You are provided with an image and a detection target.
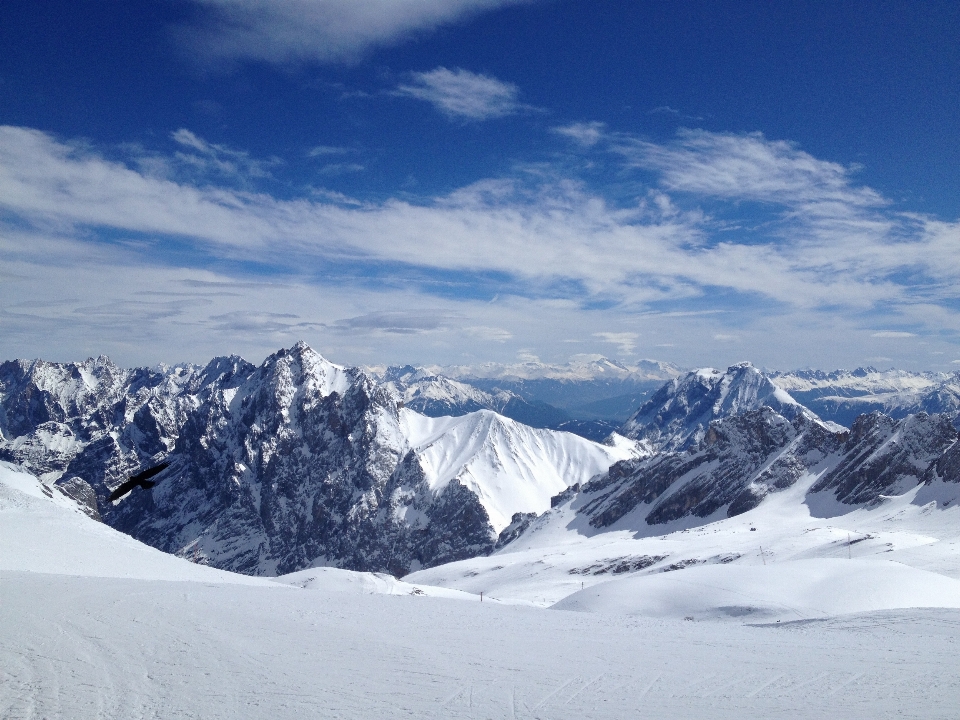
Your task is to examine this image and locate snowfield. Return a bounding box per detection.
[5,461,960,718]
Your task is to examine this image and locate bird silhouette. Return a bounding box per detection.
[108,462,170,502]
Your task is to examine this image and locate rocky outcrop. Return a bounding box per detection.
[810,412,958,504]
[583,408,844,529]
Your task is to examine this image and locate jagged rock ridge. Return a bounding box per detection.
[1,343,631,576]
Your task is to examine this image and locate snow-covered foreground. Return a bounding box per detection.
[5,463,960,718]
[7,571,960,720]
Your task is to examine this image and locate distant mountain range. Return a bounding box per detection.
[369,357,682,441]
[3,344,959,580]
[770,367,960,427]
[373,360,960,440]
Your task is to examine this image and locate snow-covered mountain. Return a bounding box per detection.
[1,343,634,576]
[771,367,960,428]
[585,409,957,534]
[619,362,838,452]
[408,407,960,610]
[399,409,639,532]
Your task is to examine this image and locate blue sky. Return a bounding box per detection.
[1,0,958,370]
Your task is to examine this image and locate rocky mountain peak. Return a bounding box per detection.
[620,362,820,452]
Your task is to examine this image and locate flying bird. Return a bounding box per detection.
[108,462,170,502]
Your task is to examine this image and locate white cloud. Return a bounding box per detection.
[396,68,522,120]
[593,332,638,355]
[553,122,605,147]
[871,331,917,338]
[179,0,531,65]
[619,129,885,209]
[2,124,960,369]
[465,326,513,342]
[171,128,279,180]
[4,125,958,315]
[307,145,355,158]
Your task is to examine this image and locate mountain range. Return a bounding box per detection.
[0,343,634,575]
[3,343,959,582]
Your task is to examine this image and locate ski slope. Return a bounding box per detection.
[4,462,960,719]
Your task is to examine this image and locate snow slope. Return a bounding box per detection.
[0,461,271,584]
[400,408,639,531]
[407,467,960,610]
[553,558,960,621]
[5,461,960,719]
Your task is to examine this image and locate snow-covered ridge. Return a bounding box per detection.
[400,408,638,531]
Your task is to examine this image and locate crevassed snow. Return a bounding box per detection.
[399,408,636,531]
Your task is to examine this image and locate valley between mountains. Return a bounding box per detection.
[4,343,960,718]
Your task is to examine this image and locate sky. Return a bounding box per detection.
[1,0,959,371]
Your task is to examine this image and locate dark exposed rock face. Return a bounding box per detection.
[923,436,960,484]
[0,344,498,576]
[620,362,826,452]
[583,408,844,529]
[106,344,499,575]
[810,412,958,505]
[53,476,101,521]
[494,511,540,550]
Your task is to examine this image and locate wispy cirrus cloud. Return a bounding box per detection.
[396,67,524,120]
[178,0,533,66]
[3,124,957,309]
[594,332,639,355]
[171,128,280,180]
[617,129,885,209]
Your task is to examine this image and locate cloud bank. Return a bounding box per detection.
[2,124,958,368]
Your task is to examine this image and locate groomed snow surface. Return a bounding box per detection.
[3,461,960,718]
